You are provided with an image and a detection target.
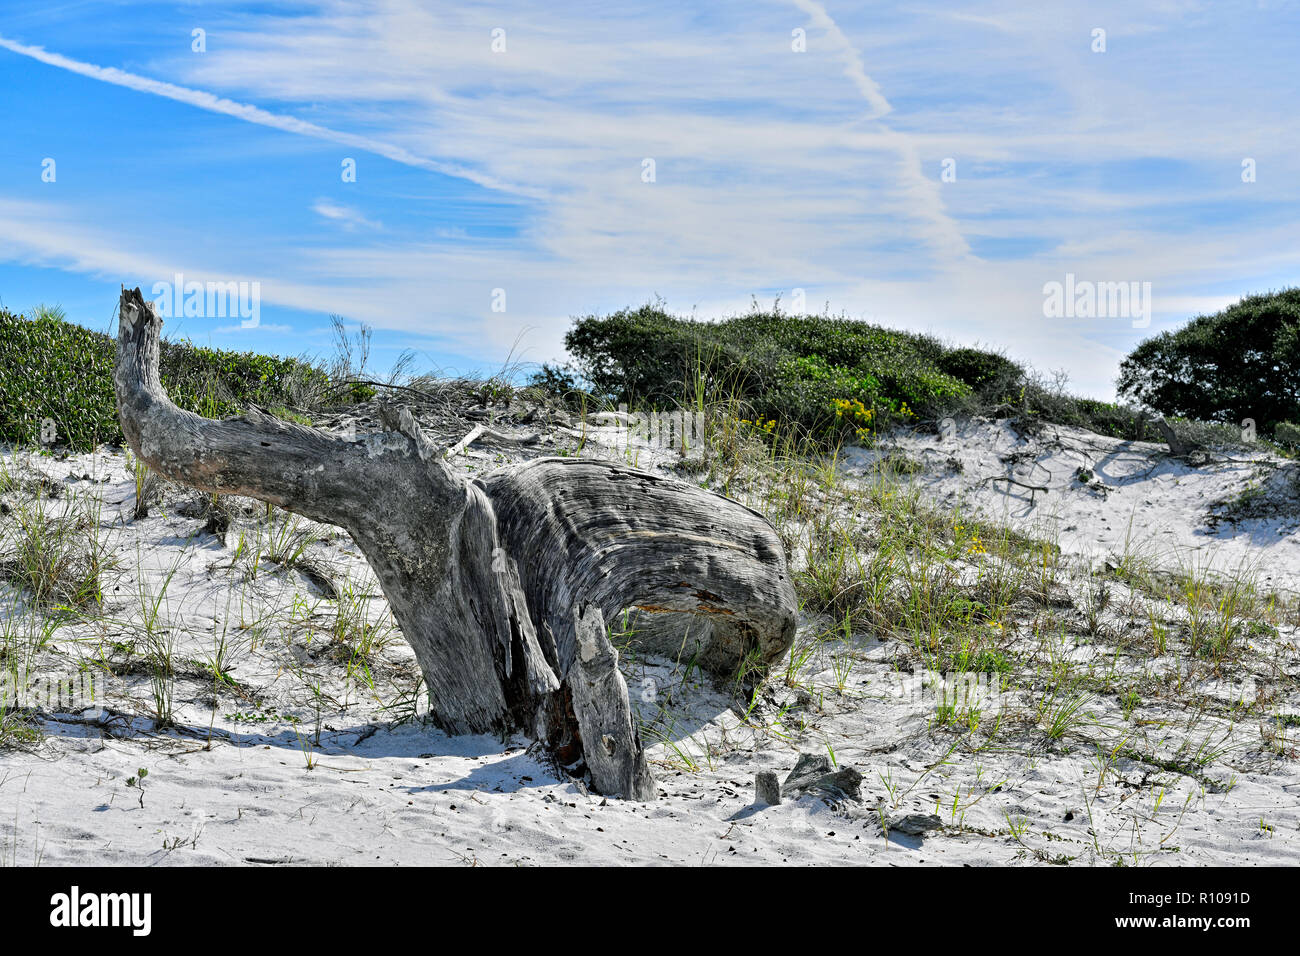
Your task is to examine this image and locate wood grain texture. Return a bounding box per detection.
[480,458,797,681]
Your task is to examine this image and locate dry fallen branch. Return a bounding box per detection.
[444,424,542,458]
[981,474,1050,504]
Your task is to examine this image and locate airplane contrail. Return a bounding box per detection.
[0,33,536,198]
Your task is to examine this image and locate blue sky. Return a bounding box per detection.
[1,1,1298,397]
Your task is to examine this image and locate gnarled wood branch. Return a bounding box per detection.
[114,287,796,798]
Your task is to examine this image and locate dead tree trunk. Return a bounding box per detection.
[113,287,796,799]
[1152,416,1196,459]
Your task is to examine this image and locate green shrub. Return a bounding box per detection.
[1013,392,1147,441]
[0,307,329,451]
[1117,288,1300,432]
[554,305,1191,443]
[343,382,377,404]
[560,306,987,437]
[1069,399,1146,439]
[1274,421,1300,448]
[936,347,1025,399]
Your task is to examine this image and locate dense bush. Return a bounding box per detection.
[936,347,1025,402]
[1010,391,1148,441]
[1275,421,1300,449]
[1117,288,1300,436]
[551,306,1024,437]
[541,305,1187,443]
[0,307,329,451]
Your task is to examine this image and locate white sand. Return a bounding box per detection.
[2,417,1297,866]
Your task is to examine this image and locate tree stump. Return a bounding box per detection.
[113,287,797,798]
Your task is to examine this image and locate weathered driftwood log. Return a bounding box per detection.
[113,287,796,799]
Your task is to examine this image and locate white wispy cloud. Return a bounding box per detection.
[311,199,382,231]
[1,1,1297,397]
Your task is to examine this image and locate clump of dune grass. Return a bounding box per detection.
[0,620,41,750]
[0,488,113,609]
[326,580,397,667]
[127,452,162,521]
[261,512,321,570]
[0,702,40,750]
